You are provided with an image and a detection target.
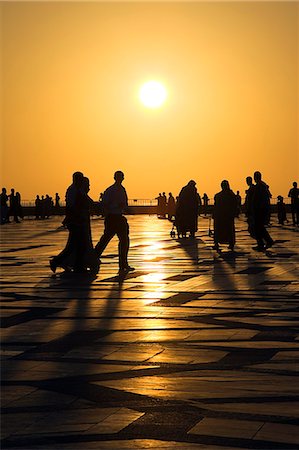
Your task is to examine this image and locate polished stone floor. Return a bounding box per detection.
[1,215,299,450]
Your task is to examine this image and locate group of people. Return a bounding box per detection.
[172,173,298,252]
[0,188,23,224]
[156,191,211,221]
[46,170,298,273]
[35,193,60,220]
[50,171,134,274]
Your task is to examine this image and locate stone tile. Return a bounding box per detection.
[85,408,144,434]
[188,418,264,439]
[254,422,299,445]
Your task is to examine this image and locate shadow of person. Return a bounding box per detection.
[176,236,200,268]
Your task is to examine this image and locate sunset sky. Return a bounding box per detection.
[1,1,298,200]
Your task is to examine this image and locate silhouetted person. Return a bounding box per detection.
[213,180,237,251]
[155,193,163,217]
[35,195,41,220]
[51,176,98,273]
[0,188,9,224]
[55,193,60,213]
[50,171,86,273]
[9,189,20,223]
[244,176,255,238]
[161,192,167,218]
[202,193,209,216]
[40,195,46,219]
[277,196,287,225]
[235,190,242,217]
[15,192,23,220]
[167,193,176,221]
[95,171,134,273]
[44,194,52,218]
[288,182,299,226]
[252,171,273,251]
[175,180,199,238]
[98,192,104,216]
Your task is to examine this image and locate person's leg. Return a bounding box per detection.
[253,216,265,249]
[95,216,115,257]
[291,205,296,225]
[117,216,130,270]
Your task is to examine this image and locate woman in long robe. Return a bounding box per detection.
[213,180,237,251]
[175,180,200,238]
[50,177,99,274]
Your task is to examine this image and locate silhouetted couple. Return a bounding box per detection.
[50,170,134,274]
[245,171,274,251]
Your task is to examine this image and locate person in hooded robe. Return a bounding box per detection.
[175,180,199,238]
[213,180,238,251]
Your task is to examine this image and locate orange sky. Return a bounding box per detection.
[1,1,298,200]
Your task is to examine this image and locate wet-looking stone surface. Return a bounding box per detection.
[1,215,299,449]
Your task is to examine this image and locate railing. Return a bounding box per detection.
[20,197,292,207]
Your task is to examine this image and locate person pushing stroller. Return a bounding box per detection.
[174,180,201,238]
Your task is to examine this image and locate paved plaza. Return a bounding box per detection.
[1,215,299,450]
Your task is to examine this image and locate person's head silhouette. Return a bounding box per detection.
[72,171,84,187]
[246,176,253,186]
[221,180,230,191]
[82,177,90,193]
[254,171,262,183]
[114,171,124,184]
[293,182,297,188]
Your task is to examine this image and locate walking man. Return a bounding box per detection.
[95,171,134,273]
[252,171,274,251]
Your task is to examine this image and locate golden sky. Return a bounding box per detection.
[1,1,298,200]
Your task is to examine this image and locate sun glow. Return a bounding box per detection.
[139,80,167,108]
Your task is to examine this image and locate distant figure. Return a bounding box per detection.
[155,193,163,217]
[98,192,104,216]
[55,193,60,212]
[252,171,274,251]
[235,190,242,217]
[50,171,86,273]
[9,189,20,223]
[95,171,134,273]
[213,180,237,251]
[244,176,255,238]
[15,192,23,220]
[167,193,176,221]
[35,195,41,220]
[202,193,209,216]
[44,195,53,218]
[175,180,200,238]
[288,182,299,226]
[277,196,287,225]
[161,192,167,218]
[40,195,46,219]
[0,188,9,224]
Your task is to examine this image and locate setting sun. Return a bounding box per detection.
[139,80,167,109]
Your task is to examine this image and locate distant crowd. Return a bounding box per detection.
[0,190,61,224]
[1,179,298,237]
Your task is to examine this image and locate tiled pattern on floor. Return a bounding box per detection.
[1,215,299,449]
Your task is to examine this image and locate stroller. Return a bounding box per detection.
[170,217,195,239]
[170,216,214,239]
